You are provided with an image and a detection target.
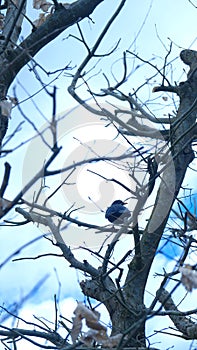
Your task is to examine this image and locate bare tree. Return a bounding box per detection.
[0,1,197,349]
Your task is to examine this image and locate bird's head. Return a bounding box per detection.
[111,200,127,206]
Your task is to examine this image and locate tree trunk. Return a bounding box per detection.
[80,50,197,348]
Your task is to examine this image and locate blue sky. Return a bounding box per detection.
[1,0,197,349]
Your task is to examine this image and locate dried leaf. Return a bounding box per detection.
[74,302,99,322]
[0,198,12,210]
[71,303,102,344]
[0,100,12,117]
[71,303,123,347]
[70,314,82,344]
[180,265,197,292]
[81,329,107,346]
[102,333,122,348]
[86,319,106,331]
[80,333,94,347]
[0,198,12,215]
[90,329,108,341]
[40,1,52,12]
[8,96,18,105]
[33,0,42,9]
[81,329,122,348]
[33,13,45,27]
[33,13,51,27]
[33,0,52,12]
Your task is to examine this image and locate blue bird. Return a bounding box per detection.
[105,200,131,224]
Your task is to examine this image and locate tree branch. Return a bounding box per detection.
[15,208,100,278]
[4,0,105,86]
[157,287,197,339]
